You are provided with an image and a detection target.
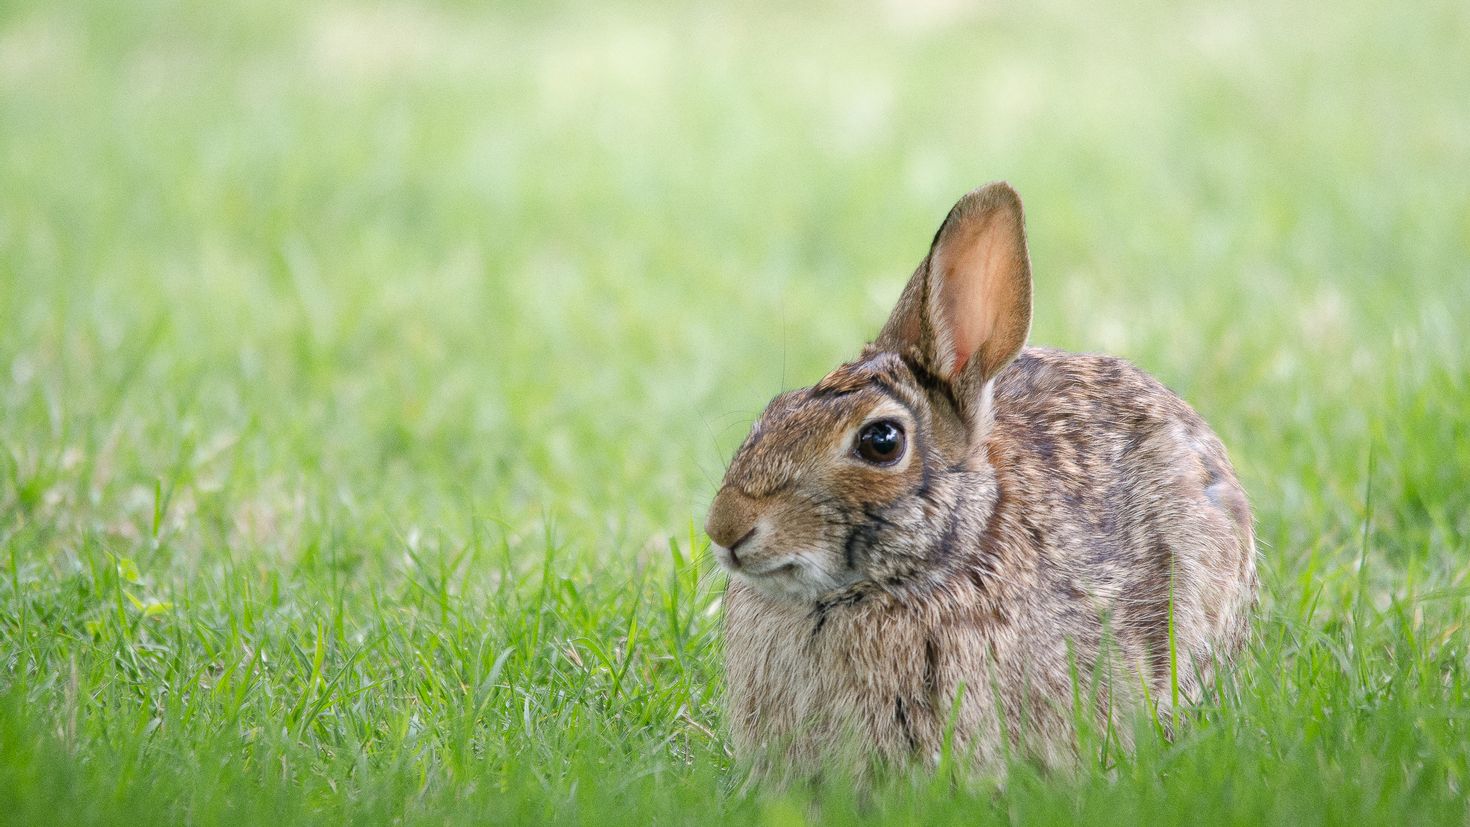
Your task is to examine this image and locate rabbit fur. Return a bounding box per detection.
[705,182,1257,781]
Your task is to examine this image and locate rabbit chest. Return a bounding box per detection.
[722,575,1089,772]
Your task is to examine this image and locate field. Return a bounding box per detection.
[2,0,1468,823]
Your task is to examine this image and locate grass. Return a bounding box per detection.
[1,0,1468,823]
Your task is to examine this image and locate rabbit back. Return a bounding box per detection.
[987,346,1256,702]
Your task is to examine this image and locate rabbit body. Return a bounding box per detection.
[707,183,1257,779]
[721,347,1255,776]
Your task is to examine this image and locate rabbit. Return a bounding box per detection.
[704,182,1257,782]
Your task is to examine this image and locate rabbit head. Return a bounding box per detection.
[706,182,1032,602]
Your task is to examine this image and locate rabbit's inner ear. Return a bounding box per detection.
[875,182,1033,390]
[926,183,1033,384]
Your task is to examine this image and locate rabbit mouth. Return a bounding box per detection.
[743,560,801,578]
[725,548,860,602]
[720,551,798,579]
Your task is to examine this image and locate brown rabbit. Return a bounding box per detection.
[705,182,1257,781]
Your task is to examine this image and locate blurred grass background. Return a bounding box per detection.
[1,0,1468,823]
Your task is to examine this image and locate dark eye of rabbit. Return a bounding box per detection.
[855,420,905,465]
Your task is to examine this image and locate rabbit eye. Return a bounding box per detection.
[856,420,906,465]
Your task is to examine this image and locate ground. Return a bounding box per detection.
[1,0,1468,823]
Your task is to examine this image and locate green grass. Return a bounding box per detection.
[2,0,1468,823]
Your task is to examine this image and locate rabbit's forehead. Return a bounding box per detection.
[747,387,884,453]
[725,357,922,494]
[760,385,900,435]
[761,354,919,439]
[811,351,913,395]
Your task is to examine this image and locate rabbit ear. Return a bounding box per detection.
[877,182,1032,390]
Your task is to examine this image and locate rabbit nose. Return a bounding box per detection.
[706,488,760,563]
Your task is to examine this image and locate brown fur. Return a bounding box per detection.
[707,183,1258,782]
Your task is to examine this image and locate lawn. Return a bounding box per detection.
[1,0,1468,823]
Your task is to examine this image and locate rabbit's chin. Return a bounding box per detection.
[726,550,862,603]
